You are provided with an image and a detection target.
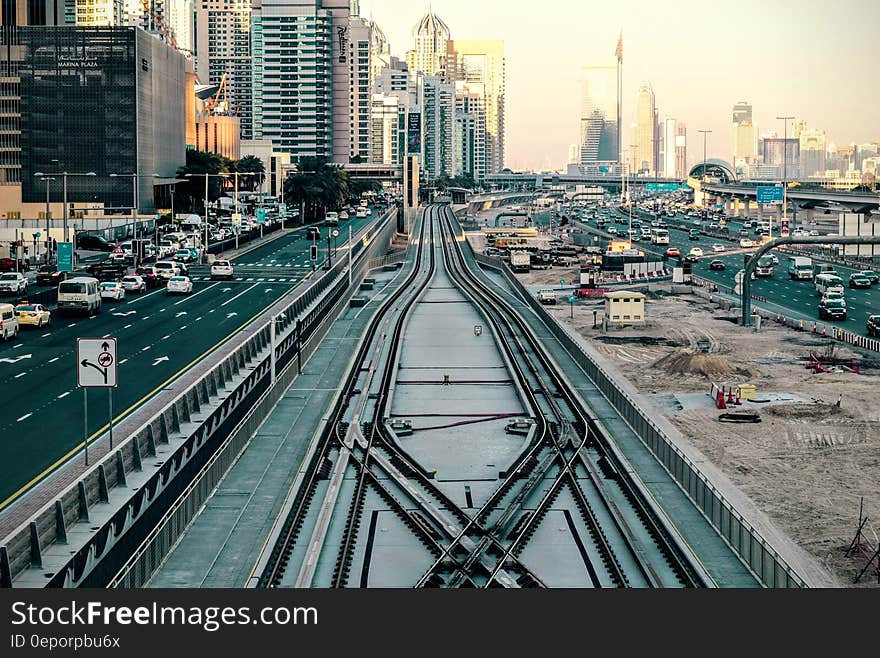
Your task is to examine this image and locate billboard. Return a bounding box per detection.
[756,186,784,205]
[407,112,421,155]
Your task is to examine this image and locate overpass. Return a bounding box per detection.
[343,163,403,182]
[486,172,685,192]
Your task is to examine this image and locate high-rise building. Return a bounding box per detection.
[446,39,504,174]
[369,21,391,90]
[579,65,618,168]
[370,93,406,166]
[761,137,799,179]
[855,143,878,170]
[799,128,826,178]
[420,74,456,179]
[732,101,752,125]
[194,0,252,138]
[454,83,487,182]
[250,0,352,162]
[732,101,756,173]
[675,122,687,179]
[405,9,449,78]
[75,0,123,25]
[634,81,656,174]
[123,0,193,54]
[661,118,676,178]
[348,15,373,161]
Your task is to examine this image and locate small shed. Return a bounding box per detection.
[603,290,646,325]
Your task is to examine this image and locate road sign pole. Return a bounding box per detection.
[348,225,353,287]
[83,388,89,466]
[108,388,113,450]
[270,316,276,385]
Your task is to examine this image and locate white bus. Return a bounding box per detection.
[651,228,670,245]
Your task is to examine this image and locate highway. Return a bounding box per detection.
[575,208,879,336]
[0,215,376,507]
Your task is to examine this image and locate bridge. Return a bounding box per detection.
[486,171,685,192]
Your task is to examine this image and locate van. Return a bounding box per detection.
[0,303,18,340]
[815,273,844,297]
[57,276,101,314]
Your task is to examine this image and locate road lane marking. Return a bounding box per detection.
[173,281,221,305]
[119,359,128,364]
[57,392,70,399]
[141,346,151,351]
[48,357,59,363]
[123,324,132,329]
[221,282,259,307]
[17,413,32,422]
[14,372,25,378]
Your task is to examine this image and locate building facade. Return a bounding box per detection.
[675,122,687,179]
[405,9,448,78]
[579,65,618,169]
[761,137,800,179]
[420,73,455,180]
[799,127,826,178]
[634,81,656,174]
[661,117,676,179]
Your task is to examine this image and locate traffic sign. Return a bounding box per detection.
[257,209,267,223]
[332,229,340,237]
[57,242,73,272]
[309,245,318,261]
[77,338,118,388]
[756,186,783,205]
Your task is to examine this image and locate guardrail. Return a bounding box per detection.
[471,250,807,588]
[0,211,397,588]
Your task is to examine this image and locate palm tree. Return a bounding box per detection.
[235,155,266,191]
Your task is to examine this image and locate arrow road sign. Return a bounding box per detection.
[77,338,117,388]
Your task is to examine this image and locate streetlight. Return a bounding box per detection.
[220,171,259,250]
[35,170,95,245]
[185,172,219,264]
[777,115,795,238]
[698,129,712,211]
[35,175,55,263]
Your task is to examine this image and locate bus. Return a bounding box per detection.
[651,228,670,245]
[325,211,339,226]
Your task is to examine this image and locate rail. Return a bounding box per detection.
[470,252,807,588]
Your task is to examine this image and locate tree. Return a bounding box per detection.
[234,155,266,191]
[175,149,231,213]
[283,157,352,223]
[350,178,382,198]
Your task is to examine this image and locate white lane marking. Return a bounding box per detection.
[119,359,128,364]
[123,324,132,329]
[173,281,221,306]
[48,357,59,363]
[126,288,164,305]
[69,323,77,327]
[195,316,202,322]
[43,333,51,337]
[14,372,26,379]
[220,282,259,307]
[159,308,166,313]
[57,392,70,399]
[17,413,32,422]
[162,335,170,340]
[13,344,22,349]
[141,346,151,352]
[180,325,188,330]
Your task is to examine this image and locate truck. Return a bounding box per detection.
[510,250,531,273]
[755,255,775,277]
[537,289,557,305]
[788,256,813,280]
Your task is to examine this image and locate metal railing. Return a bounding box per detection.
[472,251,807,588]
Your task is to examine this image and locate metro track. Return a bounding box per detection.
[254,204,713,588]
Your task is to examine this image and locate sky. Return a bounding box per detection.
[359,0,880,172]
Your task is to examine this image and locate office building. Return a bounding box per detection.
[799,128,826,178]
[762,137,800,179]
[122,0,193,55]
[250,0,352,162]
[732,101,752,125]
[579,65,618,168]
[189,74,241,160]
[634,81,656,174]
[661,118,676,179]
[454,84,487,182]
[732,100,756,173]
[76,0,123,25]
[675,122,687,179]
[194,0,253,138]
[14,26,185,213]
[405,9,449,78]
[370,93,404,165]
[446,39,505,173]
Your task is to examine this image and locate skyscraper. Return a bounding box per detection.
[121,0,193,53]
[446,40,505,174]
[419,74,456,179]
[661,118,676,178]
[405,9,449,78]
[675,122,687,179]
[732,101,756,172]
[732,101,752,125]
[799,127,826,177]
[579,65,618,168]
[634,81,656,174]
[76,0,123,25]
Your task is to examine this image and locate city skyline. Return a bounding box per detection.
[361,0,880,172]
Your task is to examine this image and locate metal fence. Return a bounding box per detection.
[0,211,397,588]
[473,251,807,588]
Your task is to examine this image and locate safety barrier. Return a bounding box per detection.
[473,250,807,587]
[0,211,397,588]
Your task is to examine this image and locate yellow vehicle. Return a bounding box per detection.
[14,302,50,328]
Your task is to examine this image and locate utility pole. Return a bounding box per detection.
[777,115,795,239]
[698,129,712,210]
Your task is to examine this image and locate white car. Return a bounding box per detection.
[210,259,234,280]
[339,211,349,221]
[153,261,181,280]
[688,247,704,258]
[711,243,726,253]
[99,281,125,301]
[739,238,754,248]
[120,275,146,293]
[0,272,27,295]
[166,276,193,295]
[809,230,820,236]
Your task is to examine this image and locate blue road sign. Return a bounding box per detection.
[756,186,783,204]
[57,242,73,272]
[257,209,267,223]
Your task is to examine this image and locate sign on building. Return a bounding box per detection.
[407,113,422,155]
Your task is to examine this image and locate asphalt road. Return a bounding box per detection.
[0,215,376,507]
[576,208,879,335]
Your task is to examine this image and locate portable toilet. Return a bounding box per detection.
[603,290,646,325]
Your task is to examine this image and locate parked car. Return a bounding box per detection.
[14,302,50,328]
[848,273,872,289]
[166,275,193,295]
[120,275,147,293]
[99,281,125,301]
[709,260,726,271]
[0,272,28,295]
[537,289,557,305]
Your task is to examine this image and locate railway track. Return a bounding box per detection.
[253,204,714,588]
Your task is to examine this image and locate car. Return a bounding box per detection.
[134,266,163,289]
[339,211,349,221]
[867,314,880,337]
[174,248,193,263]
[99,281,125,301]
[711,243,726,253]
[688,229,700,240]
[688,247,704,258]
[857,270,879,285]
[171,259,190,277]
[35,265,67,286]
[770,255,779,265]
[809,230,820,236]
[822,290,845,304]
[537,289,557,305]
[818,297,847,320]
[166,275,193,295]
[153,261,180,280]
[211,259,234,280]
[84,259,127,281]
[120,275,146,293]
[665,247,680,258]
[0,272,27,295]
[739,238,754,248]
[684,254,699,263]
[848,273,871,289]
[709,260,726,271]
[606,226,618,235]
[14,302,50,328]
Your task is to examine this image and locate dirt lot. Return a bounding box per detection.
[540,288,880,587]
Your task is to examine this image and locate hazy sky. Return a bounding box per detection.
[360,0,880,172]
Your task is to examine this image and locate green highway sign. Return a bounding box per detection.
[57,242,73,272]
[646,183,680,192]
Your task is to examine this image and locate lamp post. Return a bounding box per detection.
[776,115,795,239]
[698,129,712,210]
[184,173,214,264]
[36,171,96,244]
[36,176,55,263]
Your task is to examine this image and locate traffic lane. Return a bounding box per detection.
[0,279,300,503]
